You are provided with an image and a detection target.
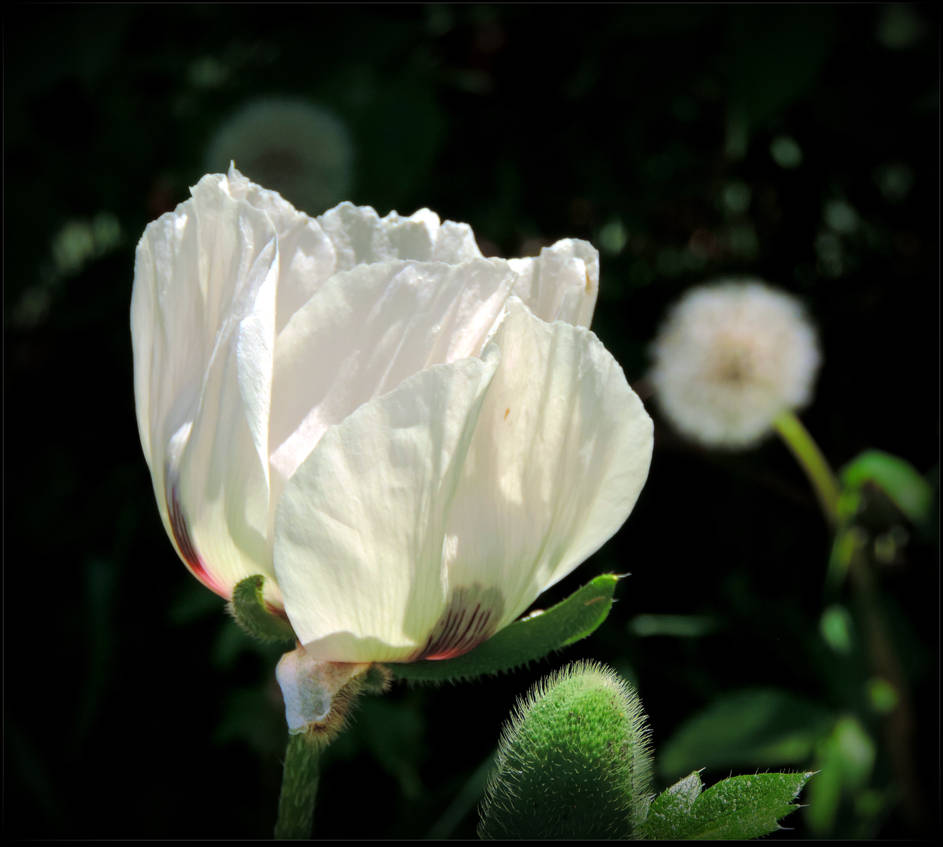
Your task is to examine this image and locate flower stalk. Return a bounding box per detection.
[845,533,922,828]
[275,733,321,839]
[772,410,840,527]
[773,412,922,828]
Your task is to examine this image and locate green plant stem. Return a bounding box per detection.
[774,413,923,828]
[773,412,922,826]
[275,733,320,839]
[772,411,841,527]
[847,550,922,829]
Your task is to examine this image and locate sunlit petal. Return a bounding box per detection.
[274,352,499,662]
[443,299,653,628]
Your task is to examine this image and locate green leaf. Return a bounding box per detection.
[228,575,296,645]
[478,661,653,839]
[640,771,814,840]
[390,574,619,683]
[840,450,933,527]
[805,716,876,835]
[629,613,718,638]
[819,604,855,655]
[658,688,832,780]
[640,771,704,838]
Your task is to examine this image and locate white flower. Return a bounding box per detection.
[132,166,653,663]
[649,280,820,448]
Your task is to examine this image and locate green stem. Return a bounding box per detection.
[772,414,923,827]
[275,733,320,839]
[772,411,840,527]
[847,545,922,829]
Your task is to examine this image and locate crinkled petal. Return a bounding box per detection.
[131,171,281,602]
[317,202,482,270]
[269,257,520,492]
[273,352,500,663]
[507,239,599,328]
[226,164,339,333]
[442,299,653,629]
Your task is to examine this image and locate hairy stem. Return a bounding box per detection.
[275,733,320,839]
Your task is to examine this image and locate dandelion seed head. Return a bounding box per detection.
[649,280,820,448]
[205,97,353,214]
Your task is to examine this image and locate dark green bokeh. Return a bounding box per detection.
[4,4,937,839]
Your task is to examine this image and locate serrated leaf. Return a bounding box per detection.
[840,450,933,526]
[658,689,832,780]
[228,575,296,645]
[688,772,812,839]
[390,574,619,683]
[640,772,813,840]
[638,771,703,838]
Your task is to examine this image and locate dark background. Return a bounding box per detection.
[4,4,938,839]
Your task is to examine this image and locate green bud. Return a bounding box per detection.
[478,661,653,840]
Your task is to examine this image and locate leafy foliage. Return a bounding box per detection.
[658,688,833,780]
[804,716,876,835]
[839,450,933,529]
[639,770,814,840]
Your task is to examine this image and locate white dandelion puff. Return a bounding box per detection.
[205,97,353,214]
[649,279,821,448]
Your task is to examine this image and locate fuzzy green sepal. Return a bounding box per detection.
[229,575,296,645]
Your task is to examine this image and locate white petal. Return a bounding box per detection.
[131,171,281,601]
[132,204,205,511]
[226,165,340,333]
[507,238,599,327]
[317,202,483,269]
[269,257,519,489]
[430,220,483,263]
[273,352,499,663]
[442,299,653,628]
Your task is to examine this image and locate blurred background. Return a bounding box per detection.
[4,4,938,839]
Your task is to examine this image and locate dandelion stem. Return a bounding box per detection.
[846,551,921,827]
[275,733,320,839]
[772,411,840,527]
[773,412,923,828]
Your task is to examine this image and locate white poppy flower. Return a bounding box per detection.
[132,166,653,664]
[649,280,820,448]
